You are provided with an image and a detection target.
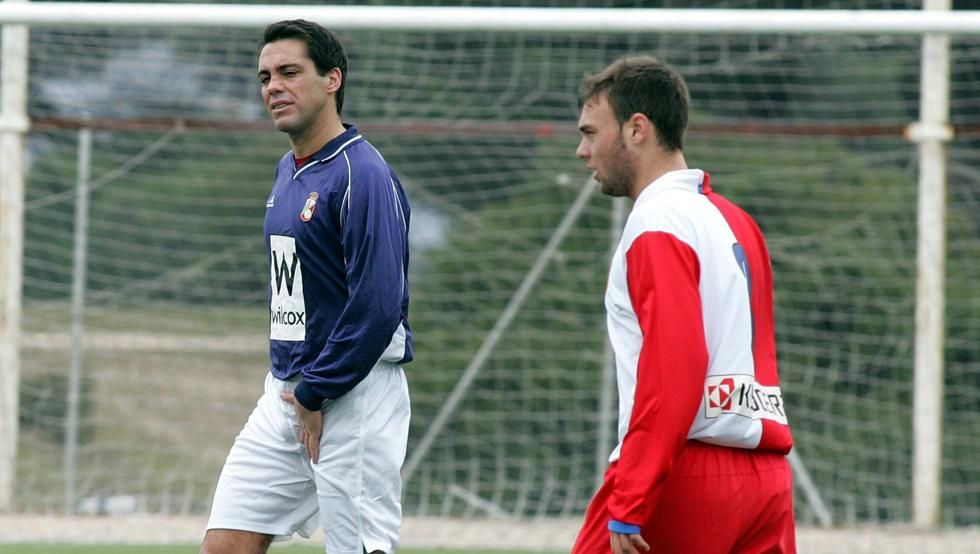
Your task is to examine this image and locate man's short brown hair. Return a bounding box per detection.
[580,56,689,152]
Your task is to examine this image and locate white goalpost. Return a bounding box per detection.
[2,2,979,549]
[0,0,29,517]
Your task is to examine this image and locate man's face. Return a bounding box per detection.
[258,39,332,136]
[576,94,635,198]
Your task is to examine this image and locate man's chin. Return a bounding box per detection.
[600,181,629,198]
[271,117,298,134]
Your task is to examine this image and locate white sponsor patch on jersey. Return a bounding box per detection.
[704,374,788,425]
[269,235,305,341]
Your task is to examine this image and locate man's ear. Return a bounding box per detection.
[324,67,343,94]
[625,113,654,146]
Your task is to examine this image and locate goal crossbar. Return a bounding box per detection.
[1,4,980,34]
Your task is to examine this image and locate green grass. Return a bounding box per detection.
[0,544,544,554]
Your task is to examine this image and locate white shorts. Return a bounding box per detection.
[206,363,410,554]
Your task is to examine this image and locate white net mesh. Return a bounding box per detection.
[6,0,980,536]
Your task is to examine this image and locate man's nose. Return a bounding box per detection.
[575,140,589,160]
[266,76,284,93]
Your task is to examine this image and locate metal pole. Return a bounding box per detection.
[64,127,93,514]
[402,177,596,484]
[0,0,30,513]
[911,0,952,530]
[788,448,832,527]
[595,196,624,490]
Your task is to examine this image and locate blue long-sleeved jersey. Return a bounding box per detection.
[264,124,412,411]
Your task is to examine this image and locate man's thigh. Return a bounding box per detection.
[200,529,273,554]
[315,364,410,554]
[570,464,733,554]
[573,444,792,554]
[731,459,796,554]
[644,443,792,553]
[207,373,319,540]
[641,469,742,553]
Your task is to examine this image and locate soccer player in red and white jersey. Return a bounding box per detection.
[572,57,796,554]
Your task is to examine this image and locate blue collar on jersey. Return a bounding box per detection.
[293,123,364,166]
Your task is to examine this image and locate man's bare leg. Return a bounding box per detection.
[200,529,273,554]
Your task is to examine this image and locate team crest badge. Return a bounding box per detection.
[299,192,319,222]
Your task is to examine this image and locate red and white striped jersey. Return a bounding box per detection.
[604,168,793,525]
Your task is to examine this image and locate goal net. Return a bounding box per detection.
[4,0,979,541]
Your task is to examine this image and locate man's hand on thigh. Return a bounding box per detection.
[281,390,323,463]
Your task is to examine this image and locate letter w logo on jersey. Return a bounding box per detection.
[269,235,306,341]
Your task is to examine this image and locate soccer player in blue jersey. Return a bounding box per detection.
[201,20,413,554]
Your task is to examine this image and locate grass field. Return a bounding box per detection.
[3,522,980,554]
[0,515,575,553]
[0,544,544,554]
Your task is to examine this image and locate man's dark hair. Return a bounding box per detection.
[261,19,349,114]
[580,56,689,152]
